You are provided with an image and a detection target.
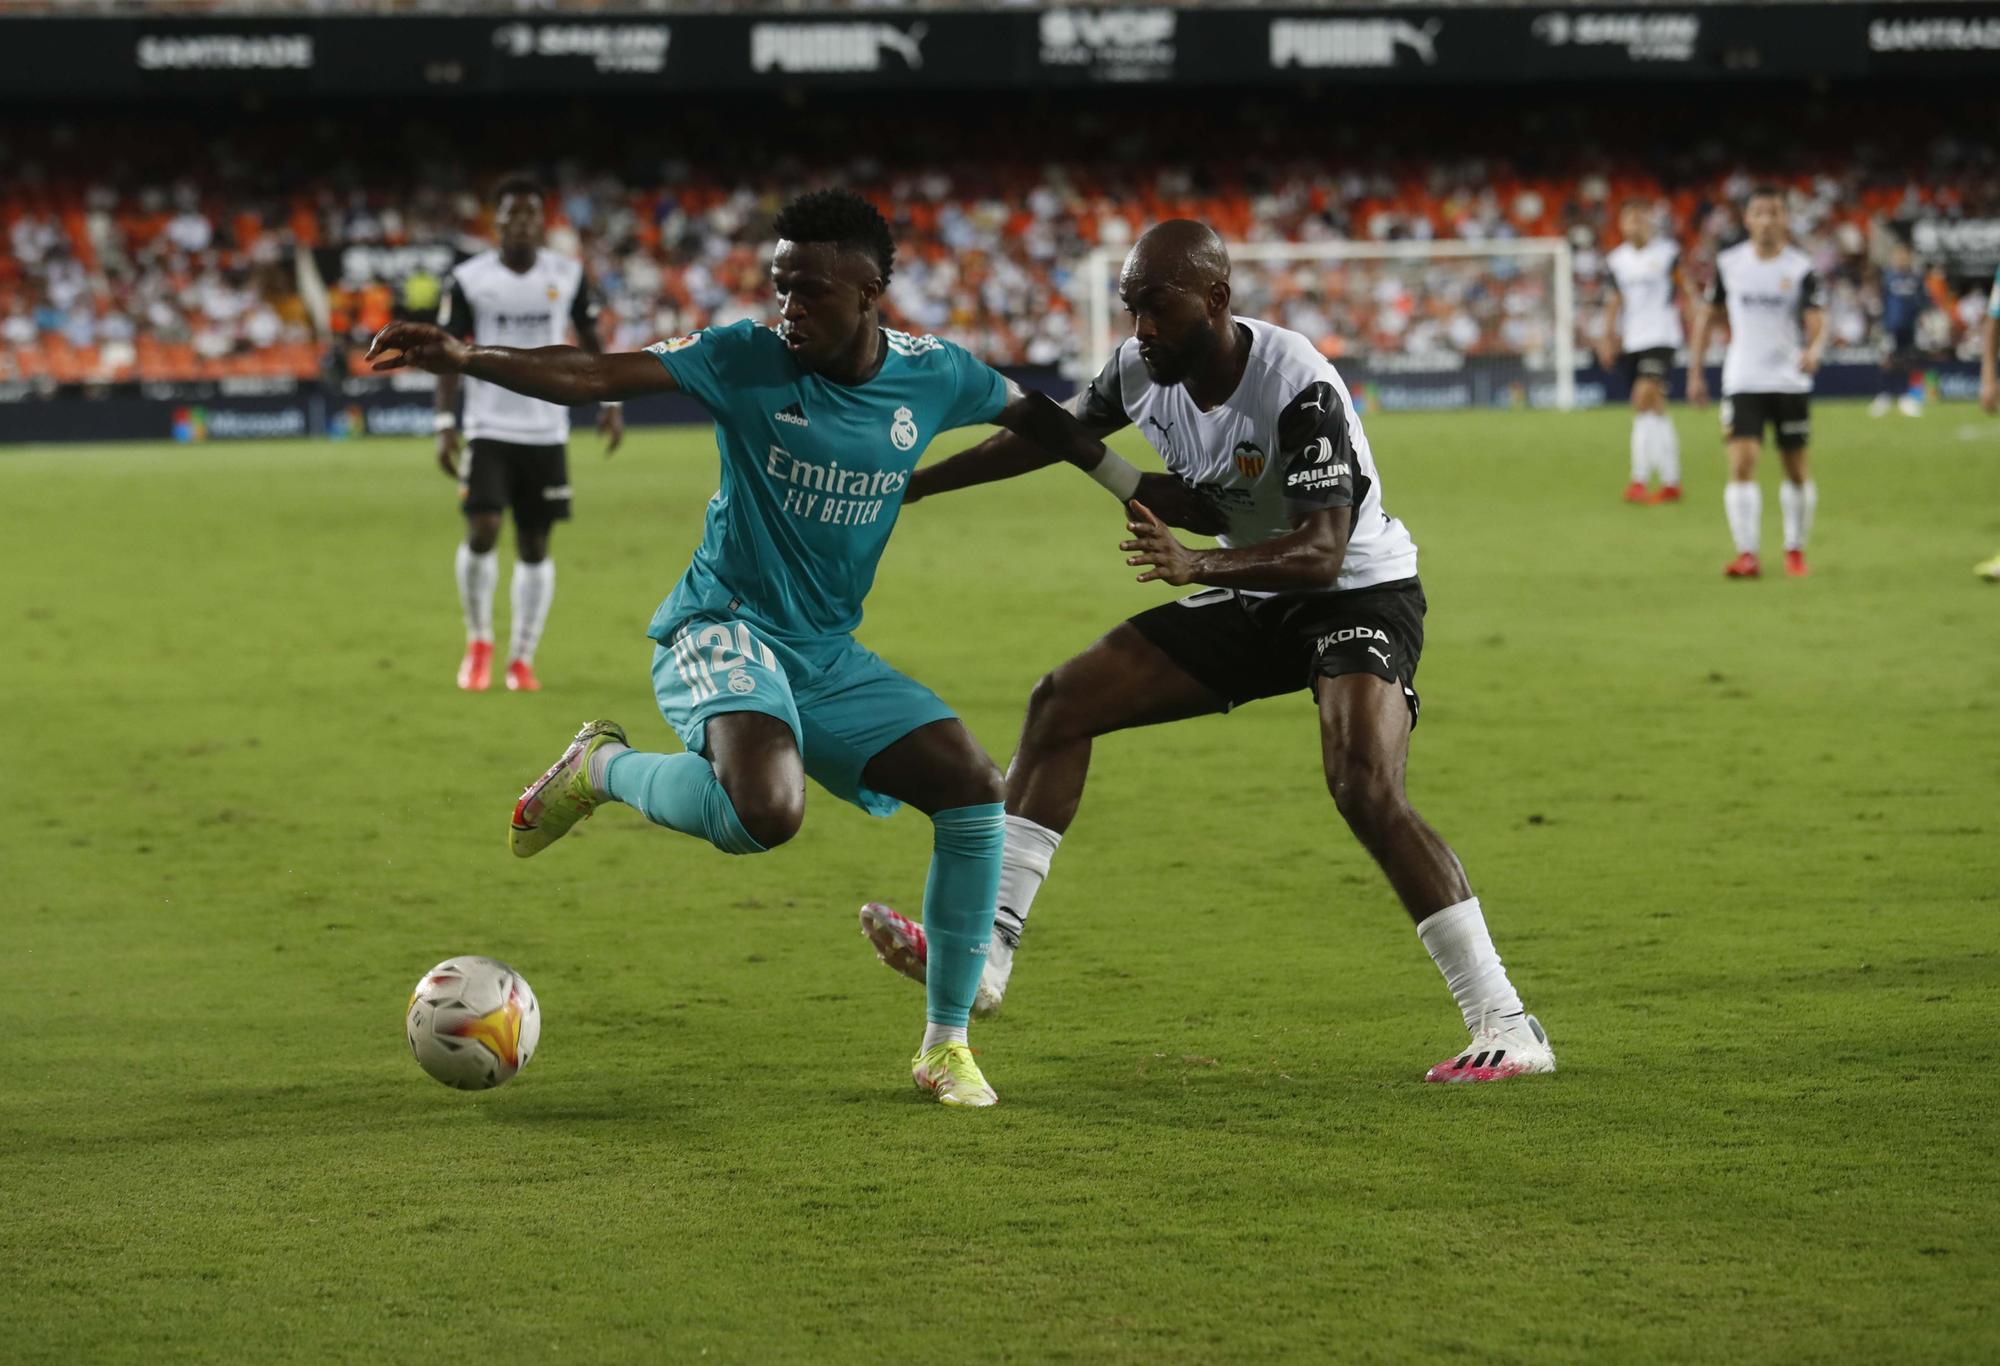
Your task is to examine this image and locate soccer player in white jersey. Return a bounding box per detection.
[1978,264,2000,581]
[1686,187,1826,579]
[435,174,623,692]
[857,220,1555,1084]
[1598,199,1685,504]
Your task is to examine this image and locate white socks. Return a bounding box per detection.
[455,543,498,642]
[994,815,1062,948]
[1723,481,1762,554]
[1647,412,1680,487]
[586,739,631,799]
[1780,479,1816,552]
[920,1023,968,1050]
[1630,412,1680,486]
[1416,897,1525,1033]
[1724,480,1815,554]
[509,559,556,665]
[458,546,557,660]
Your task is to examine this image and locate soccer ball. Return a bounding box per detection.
[405,955,541,1090]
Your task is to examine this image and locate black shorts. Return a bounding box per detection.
[1720,393,1811,452]
[460,439,571,525]
[1621,347,1676,387]
[1129,577,1425,723]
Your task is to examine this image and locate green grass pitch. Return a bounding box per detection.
[4,404,1998,1363]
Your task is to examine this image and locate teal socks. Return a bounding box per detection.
[603,750,765,856]
[601,761,999,1025]
[923,802,1006,1027]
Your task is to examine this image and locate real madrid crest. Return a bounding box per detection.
[890,406,919,452]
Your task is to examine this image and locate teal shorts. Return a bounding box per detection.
[650,616,956,818]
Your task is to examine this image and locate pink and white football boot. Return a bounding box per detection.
[1423,1012,1556,1084]
[859,902,1012,1018]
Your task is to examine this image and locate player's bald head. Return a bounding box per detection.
[1120,220,1232,295]
[1117,220,1236,386]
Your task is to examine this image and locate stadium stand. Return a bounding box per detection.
[1,94,1995,387]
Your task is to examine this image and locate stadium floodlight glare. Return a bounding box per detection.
[1081,235,1578,412]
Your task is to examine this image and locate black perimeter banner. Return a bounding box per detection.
[0,5,1997,98]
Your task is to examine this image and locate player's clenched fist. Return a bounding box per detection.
[368,322,470,374]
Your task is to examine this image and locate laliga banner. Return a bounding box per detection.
[0,5,1997,95]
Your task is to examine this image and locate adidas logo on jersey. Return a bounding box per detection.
[774,403,810,427]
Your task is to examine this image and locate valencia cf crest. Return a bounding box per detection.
[1233,440,1266,480]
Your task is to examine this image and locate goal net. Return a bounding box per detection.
[1077,236,1577,412]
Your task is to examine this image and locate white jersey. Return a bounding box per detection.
[1605,238,1684,352]
[442,248,594,444]
[1709,241,1824,396]
[1080,316,1418,595]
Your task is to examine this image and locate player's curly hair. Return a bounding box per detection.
[773,189,895,285]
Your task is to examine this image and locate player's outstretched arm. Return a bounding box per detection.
[919,386,1219,531]
[906,425,1064,502]
[367,323,678,406]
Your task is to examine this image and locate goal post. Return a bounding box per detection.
[1079,236,1577,412]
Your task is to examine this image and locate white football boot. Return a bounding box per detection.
[1423,1011,1556,1084]
[858,902,1013,1019]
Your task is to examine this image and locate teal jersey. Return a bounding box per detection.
[1990,265,2000,320]
[646,320,1009,642]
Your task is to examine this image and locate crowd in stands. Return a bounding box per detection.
[2,97,1996,388]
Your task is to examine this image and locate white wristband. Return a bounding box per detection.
[434,412,457,433]
[1085,449,1143,503]
[601,401,622,410]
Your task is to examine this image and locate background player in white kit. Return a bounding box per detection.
[1598,199,1685,505]
[859,220,1555,1084]
[1687,187,1826,580]
[435,174,623,692]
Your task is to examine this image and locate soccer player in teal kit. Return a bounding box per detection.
[367,191,1151,1106]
